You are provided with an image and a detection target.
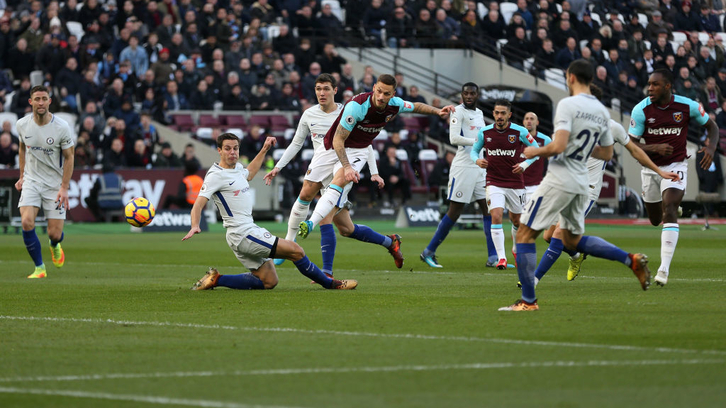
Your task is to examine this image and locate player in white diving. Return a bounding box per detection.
[15,85,75,279]
[628,68,719,286]
[263,73,384,278]
[532,84,680,286]
[420,82,497,268]
[505,59,651,311]
[183,133,358,291]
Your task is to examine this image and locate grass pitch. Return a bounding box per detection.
[0,221,725,408]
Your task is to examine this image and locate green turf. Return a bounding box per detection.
[1,221,724,408]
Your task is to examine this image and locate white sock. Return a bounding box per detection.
[309,185,343,228]
[511,224,518,254]
[285,199,310,241]
[570,252,581,261]
[491,225,505,260]
[659,223,679,273]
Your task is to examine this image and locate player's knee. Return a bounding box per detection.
[48,230,62,242]
[286,242,306,261]
[21,219,35,231]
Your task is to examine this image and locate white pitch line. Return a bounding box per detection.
[0,359,722,384]
[0,386,303,408]
[2,315,725,356]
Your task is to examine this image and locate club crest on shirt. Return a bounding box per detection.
[450,117,458,125]
[456,191,463,198]
[508,134,516,143]
[46,137,54,145]
[345,115,355,125]
[673,112,683,123]
[306,169,312,175]
[385,114,396,122]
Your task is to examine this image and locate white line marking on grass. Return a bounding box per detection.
[0,386,303,408]
[0,359,722,384]
[2,315,726,356]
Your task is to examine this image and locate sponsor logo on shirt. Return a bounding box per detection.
[404,102,412,110]
[646,127,681,135]
[488,148,517,157]
[355,124,385,133]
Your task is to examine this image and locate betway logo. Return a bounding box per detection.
[488,148,517,157]
[68,174,166,210]
[647,128,681,135]
[406,207,440,223]
[153,212,193,227]
[355,125,385,133]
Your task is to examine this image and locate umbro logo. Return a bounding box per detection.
[648,118,656,123]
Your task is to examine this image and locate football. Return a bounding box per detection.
[125,197,155,227]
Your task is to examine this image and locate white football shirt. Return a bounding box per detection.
[449,104,486,169]
[586,119,629,181]
[17,114,75,189]
[543,93,613,194]
[199,163,255,231]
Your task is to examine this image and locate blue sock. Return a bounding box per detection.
[483,215,496,259]
[516,243,537,303]
[534,238,564,280]
[217,273,265,289]
[294,256,334,288]
[562,247,577,257]
[22,229,44,267]
[424,214,455,256]
[50,231,64,247]
[350,224,391,248]
[320,224,336,275]
[576,236,629,265]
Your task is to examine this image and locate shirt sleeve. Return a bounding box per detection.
[388,97,415,113]
[366,145,379,175]
[275,110,310,169]
[610,120,630,146]
[449,106,474,146]
[689,98,709,126]
[470,127,487,162]
[340,100,366,132]
[60,122,75,149]
[517,125,539,166]
[628,101,646,138]
[537,132,552,146]
[198,170,221,200]
[553,99,573,133]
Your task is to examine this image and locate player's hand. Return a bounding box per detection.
[654,144,674,156]
[659,171,680,182]
[512,163,525,174]
[14,177,23,191]
[56,186,69,212]
[523,146,539,159]
[182,226,202,241]
[438,105,455,118]
[475,158,488,168]
[344,166,360,183]
[698,143,717,170]
[263,167,280,185]
[262,137,277,152]
[371,174,385,189]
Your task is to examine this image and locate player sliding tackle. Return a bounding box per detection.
[182,133,357,291]
[532,84,680,286]
[297,74,455,270]
[504,59,651,312]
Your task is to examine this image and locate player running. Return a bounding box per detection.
[420,82,497,269]
[183,133,357,291]
[263,74,383,278]
[533,84,680,285]
[628,68,719,286]
[505,59,651,311]
[470,99,540,269]
[15,85,75,279]
[297,74,455,269]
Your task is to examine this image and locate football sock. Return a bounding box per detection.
[516,243,537,303]
[349,224,392,248]
[659,223,679,273]
[308,184,343,228]
[491,224,505,260]
[22,229,44,267]
[286,198,310,241]
[294,256,333,288]
[576,236,629,265]
[534,237,564,280]
[50,232,64,248]
[320,223,336,276]
[424,214,455,255]
[217,273,265,290]
[483,215,496,259]
[563,248,578,257]
[511,224,518,254]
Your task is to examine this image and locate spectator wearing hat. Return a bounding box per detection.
[715,67,726,96]
[113,95,142,133]
[153,142,183,168]
[659,0,679,24]
[675,1,703,32]
[151,48,175,86]
[699,4,721,33]
[576,10,600,41]
[111,60,139,96]
[646,10,673,42]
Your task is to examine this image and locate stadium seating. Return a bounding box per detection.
[269,115,292,136]
[417,149,439,189]
[222,114,247,129]
[169,113,195,132]
[248,115,271,129]
[199,114,222,128]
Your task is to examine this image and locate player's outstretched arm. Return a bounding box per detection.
[262,167,280,185]
[524,130,568,159]
[623,141,680,181]
[182,196,209,241]
[265,116,311,185]
[247,137,277,181]
[590,144,613,161]
[15,142,26,191]
[413,102,455,118]
[698,118,720,170]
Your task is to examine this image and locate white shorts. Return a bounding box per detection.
[524,184,539,204]
[330,147,368,205]
[641,160,688,203]
[227,225,278,270]
[304,148,337,186]
[17,181,66,220]
[521,183,589,235]
[447,165,487,203]
[486,185,526,214]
